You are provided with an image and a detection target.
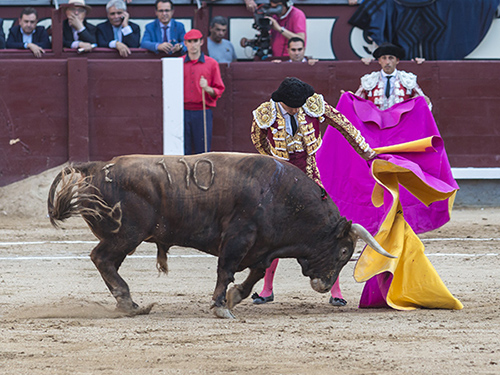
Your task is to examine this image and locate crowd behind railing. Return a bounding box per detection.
[0,0,365,60]
[3,0,499,61]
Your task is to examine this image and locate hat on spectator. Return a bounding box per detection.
[271,77,315,108]
[373,42,405,60]
[184,29,204,41]
[65,0,92,12]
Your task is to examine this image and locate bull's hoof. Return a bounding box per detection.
[212,306,236,319]
[117,303,156,316]
[226,286,243,309]
[135,303,156,315]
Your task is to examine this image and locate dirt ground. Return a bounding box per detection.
[0,167,499,374]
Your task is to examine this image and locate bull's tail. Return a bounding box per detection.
[47,165,122,231]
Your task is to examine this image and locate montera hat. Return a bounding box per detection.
[65,0,92,12]
[271,77,315,108]
[373,42,405,60]
[184,29,204,40]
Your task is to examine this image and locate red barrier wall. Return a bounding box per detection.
[1,58,500,186]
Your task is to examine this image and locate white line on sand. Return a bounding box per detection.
[1,237,498,248]
[0,238,498,261]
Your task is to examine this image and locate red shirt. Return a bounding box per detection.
[183,53,225,110]
[270,7,307,57]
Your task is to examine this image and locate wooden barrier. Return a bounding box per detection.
[1,57,500,187]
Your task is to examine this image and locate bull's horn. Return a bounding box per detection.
[350,223,397,259]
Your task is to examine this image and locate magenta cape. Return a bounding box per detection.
[316,92,458,236]
[316,93,461,310]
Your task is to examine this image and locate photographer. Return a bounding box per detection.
[240,0,306,59]
[267,0,306,57]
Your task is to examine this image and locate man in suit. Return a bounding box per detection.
[0,19,6,49]
[97,0,140,57]
[63,0,97,53]
[141,0,186,55]
[6,7,51,58]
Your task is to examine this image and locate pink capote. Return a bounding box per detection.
[316,92,458,236]
[316,93,460,309]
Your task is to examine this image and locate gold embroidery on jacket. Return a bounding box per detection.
[324,104,371,152]
[253,101,277,129]
[302,123,321,155]
[303,93,325,118]
[251,120,272,156]
[306,153,322,186]
[252,101,325,161]
[270,110,290,160]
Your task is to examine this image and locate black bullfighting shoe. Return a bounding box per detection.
[252,292,274,304]
[329,296,347,307]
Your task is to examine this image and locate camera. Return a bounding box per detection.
[241,4,283,60]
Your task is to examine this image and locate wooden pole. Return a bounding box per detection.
[202,90,207,153]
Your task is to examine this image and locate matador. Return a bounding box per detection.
[250,77,375,307]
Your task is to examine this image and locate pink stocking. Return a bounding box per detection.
[330,277,343,299]
[259,258,279,297]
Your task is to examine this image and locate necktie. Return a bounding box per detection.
[162,26,168,42]
[290,114,298,135]
[385,75,393,98]
[113,26,119,41]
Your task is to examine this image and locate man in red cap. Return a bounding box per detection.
[183,29,225,155]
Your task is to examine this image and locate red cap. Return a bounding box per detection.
[184,29,203,41]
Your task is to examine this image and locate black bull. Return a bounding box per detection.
[47,153,393,319]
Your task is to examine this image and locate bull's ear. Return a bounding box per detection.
[333,217,352,239]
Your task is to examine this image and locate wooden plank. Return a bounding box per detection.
[449,155,499,168]
[438,62,500,80]
[90,96,162,118]
[212,64,233,151]
[89,116,162,160]
[437,79,500,98]
[439,98,500,118]
[67,58,90,162]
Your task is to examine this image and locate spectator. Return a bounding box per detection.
[183,29,225,155]
[250,77,376,307]
[207,16,237,64]
[271,37,318,65]
[267,0,306,57]
[0,19,7,49]
[97,0,141,57]
[63,0,97,53]
[354,42,431,110]
[141,0,186,55]
[6,7,51,58]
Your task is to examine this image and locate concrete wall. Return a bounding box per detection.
[454,180,500,207]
